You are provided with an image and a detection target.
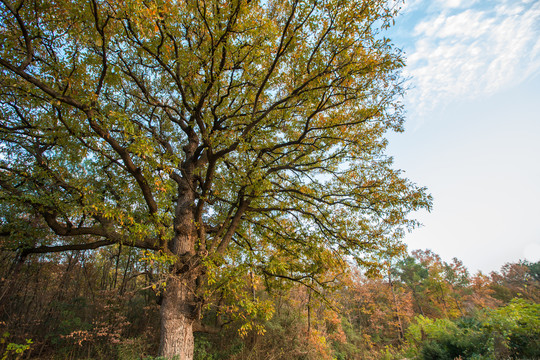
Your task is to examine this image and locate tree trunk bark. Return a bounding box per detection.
[158,182,199,359]
[159,277,196,360]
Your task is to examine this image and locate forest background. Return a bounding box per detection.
[1,247,539,359]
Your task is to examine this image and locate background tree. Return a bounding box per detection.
[394,254,429,316]
[490,261,540,303]
[0,0,431,358]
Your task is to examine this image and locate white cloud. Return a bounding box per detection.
[403,0,540,117]
[400,0,426,13]
[434,0,473,10]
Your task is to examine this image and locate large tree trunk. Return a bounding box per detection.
[159,277,196,360]
[158,183,199,359]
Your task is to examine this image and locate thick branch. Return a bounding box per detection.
[1,0,33,70]
[19,240,115,256]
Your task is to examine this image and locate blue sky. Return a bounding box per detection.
[385,0,540,273]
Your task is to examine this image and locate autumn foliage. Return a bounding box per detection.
[0,247,538,359]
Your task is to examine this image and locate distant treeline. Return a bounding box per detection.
[0,248,538,359]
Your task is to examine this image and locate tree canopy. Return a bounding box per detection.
[0,0,431,358]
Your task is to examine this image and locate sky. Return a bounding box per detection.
[384,0,540,274]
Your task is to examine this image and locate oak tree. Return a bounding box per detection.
[0,0,430,358]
